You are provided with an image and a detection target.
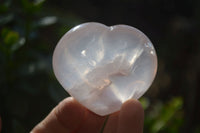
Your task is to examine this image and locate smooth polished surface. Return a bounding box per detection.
[53,22,157,116]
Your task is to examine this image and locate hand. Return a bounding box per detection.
[31,97,144,133]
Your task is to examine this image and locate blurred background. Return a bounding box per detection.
[0,0,200,132]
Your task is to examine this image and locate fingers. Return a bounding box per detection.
[77,109,106,133]
[103,112,119,133]
[31,97,143,133]
[117,99,144,133]
[31,97,87,133]
[31,97,106,133]
[103,99,144,133]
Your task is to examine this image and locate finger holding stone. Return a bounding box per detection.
[31,97,87,133]
[117,99,144,133]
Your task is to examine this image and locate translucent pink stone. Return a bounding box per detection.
[53,22,157,116]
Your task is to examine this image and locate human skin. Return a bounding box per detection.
[31,97,144,133]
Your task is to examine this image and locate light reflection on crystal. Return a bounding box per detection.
[53,22,157,116]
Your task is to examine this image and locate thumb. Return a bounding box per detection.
[31,97,86,133]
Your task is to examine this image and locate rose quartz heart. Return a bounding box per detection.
[53,22,157,116]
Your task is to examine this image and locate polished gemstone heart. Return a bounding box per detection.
[53,22,157,116]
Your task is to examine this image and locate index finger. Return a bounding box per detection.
[31,97,106,133]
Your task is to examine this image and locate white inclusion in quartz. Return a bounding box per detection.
[53,22,158,116]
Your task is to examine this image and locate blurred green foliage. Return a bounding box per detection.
[0,0,71,132]
[141,97,183,133]
[0,0,200,133]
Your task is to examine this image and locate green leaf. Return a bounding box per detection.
[1,28,9,38]
[1,29,25,53]
[4,31,19,46]
[150,97,183,133]
[140,97,150,110]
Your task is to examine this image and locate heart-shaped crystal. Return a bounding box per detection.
[53,22,157,116]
